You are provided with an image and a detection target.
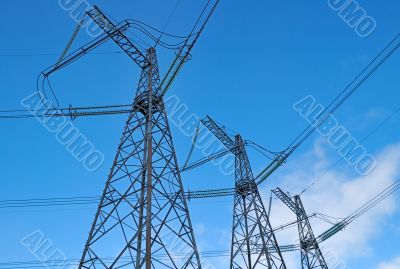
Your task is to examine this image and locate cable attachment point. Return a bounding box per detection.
[176,46,192,62]
[68,104,77,121]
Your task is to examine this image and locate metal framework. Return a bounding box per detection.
[87,6,150,68]
[201,116,287,269]
[79,48,201,269]
[273,188,328,269]
[76,7,202,268]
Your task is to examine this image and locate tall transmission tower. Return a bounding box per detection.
[273,188,328,269]
[79,47,201,269]
[71,4,221,268]
[201,116,287,269]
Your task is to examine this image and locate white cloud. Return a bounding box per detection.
[267,140,400,268]
[377,256,400,269]
[195,140,400,269]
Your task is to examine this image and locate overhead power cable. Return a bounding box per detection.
[347,178,400,222]
[0,176,398,269]
[0,104,133,119]
[255,30,400,185]
[0,246,302,269]
[155,0,182,48]
[0,51,126,57]
[299,102,400,195]
[0,188,236,210]
[316,177,400,242]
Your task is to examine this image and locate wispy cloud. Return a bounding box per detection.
[196,140,400,269]
[268,140,400,267]
[376,256,400,269]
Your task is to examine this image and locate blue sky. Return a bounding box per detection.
[1,0,400,268]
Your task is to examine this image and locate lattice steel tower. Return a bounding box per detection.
[201,116,287,269]
[273,188,328,269]
[75,6,206,269]
[79,47,201,269]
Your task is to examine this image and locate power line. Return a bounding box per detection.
[299,102,400,195]
[0,51,125,57]
[155,0,182,48]
[0,188,236,210]
[348,178,400,222]
[256,29,400,185]
[1,175,399,267]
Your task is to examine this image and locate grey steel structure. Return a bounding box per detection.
[273,188,328,269]
[73,5,218,269]
[201,116,287,269]
[79,47,201,269]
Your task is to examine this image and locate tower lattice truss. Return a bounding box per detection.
[79,49,201,269]
[273,188,328,269]
[295,196,328,269]
[201,117,287,269]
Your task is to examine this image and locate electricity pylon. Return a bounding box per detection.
[201,116,287,269]
[74,6,205,269]
[79,47,201,269]
[273,188,328,269]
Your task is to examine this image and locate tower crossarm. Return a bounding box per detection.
[201,116,257,182]
[42,21,130,77]
[86,5,150,68]
[272,187,300,215]
[201,115,236,153]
